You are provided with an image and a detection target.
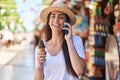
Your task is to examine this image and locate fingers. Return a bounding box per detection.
[37,52,46,64]
[63,23,72,32]
[64,22,71,28]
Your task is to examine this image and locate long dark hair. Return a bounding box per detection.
[45,13,78,77]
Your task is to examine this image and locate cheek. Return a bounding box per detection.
[60,21,65,27]
[48,20,52,26]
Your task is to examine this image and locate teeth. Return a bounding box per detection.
[53,24,60,27]
[54,24,59,26]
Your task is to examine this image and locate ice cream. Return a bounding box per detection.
[38,39,45,52]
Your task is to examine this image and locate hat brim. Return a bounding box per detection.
[40,7,76,26]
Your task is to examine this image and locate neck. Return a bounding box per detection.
[51,32,64,44]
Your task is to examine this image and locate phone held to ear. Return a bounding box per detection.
[64,19,69,35]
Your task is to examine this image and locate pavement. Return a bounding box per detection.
[0,38,35,80]
[0,37,33,68]
[0,32,34,67]
[0,45,22,67]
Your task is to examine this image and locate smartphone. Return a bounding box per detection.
[64,19,70,35]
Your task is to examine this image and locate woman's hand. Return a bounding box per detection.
[37,51,46,69]
[63,22,72,41]
[34,51,45,80]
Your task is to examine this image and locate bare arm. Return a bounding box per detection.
[63,23,86,76]
[34,51,46,80]
[66,38,86,76]
[34,67,44,80]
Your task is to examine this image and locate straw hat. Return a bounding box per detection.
[40,2,76,25]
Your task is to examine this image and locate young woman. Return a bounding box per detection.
[34,2,86,80]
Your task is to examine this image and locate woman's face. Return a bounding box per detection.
[49,11,67,32]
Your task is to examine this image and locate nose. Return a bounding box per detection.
[54,17,59,23]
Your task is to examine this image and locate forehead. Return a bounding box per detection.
[50,11,66,16]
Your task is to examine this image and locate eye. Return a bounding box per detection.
[50,15,55,19]
[59,15,66,20]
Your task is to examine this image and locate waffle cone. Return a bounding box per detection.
[39,48,45,52]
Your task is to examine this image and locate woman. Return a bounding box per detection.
[34,2,86,80]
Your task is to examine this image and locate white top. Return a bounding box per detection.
[35,36,85,80]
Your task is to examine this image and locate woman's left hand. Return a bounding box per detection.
[62,22,72,41]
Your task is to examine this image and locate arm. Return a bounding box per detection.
[63,23,86,76]
[34,47,46,80]
[66,38,86,76]
[34,67,44,80]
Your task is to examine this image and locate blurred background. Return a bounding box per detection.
[0,0,120,80]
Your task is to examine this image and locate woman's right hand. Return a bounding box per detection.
[37,51,46,69]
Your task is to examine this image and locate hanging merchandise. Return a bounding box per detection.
[104,3,111,15]
[71,0,77,6]
[92,0,96,2]
[94,32,106,48]
[117,6,120,29]
[87,11,108,78]
[98,6,102,16]
[117,22,120,30]
[114,4,120,18]
[94,17,108,48]
[116,17,120,42]
[76,15,89,32]
[105,35,119,80]
[108,0,113,9]
[94,50,105,65]
[74,4,89,33]
[94,5,102,16]
[89,1,98,16]
[104,0,113,15]
[94,4,98,16]
[119,0,120,15]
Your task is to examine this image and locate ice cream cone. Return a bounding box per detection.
[39,48,45,52]
[38,39,45,52]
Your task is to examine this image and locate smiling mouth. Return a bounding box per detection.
[53,24,60,27]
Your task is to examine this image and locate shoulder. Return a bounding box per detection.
[72,35,82,43]
[72,35,85,59]
[72,35,83,47]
